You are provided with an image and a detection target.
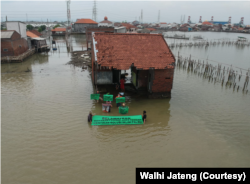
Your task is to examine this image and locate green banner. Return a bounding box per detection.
[103,94,113,101]
[90,94,100,100]
[92,115,143,125]
[116,97,125,103]
[119,106,129,114]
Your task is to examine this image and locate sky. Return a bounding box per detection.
[1,1,250,24]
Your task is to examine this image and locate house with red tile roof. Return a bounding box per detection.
[146,28,157,32]
[121,23,138,32]
[26,31,48,51]
[51,27,67,36]
[159,22,168,28]
[73,19,98,33]
[99,16,113,27]
[91,33,176,98]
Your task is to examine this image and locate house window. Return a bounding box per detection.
[3,48,8,52]
[19,45,22,48]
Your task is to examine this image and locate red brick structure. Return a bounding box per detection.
[91,33,176,98]
[86,27,114,50]
[121,23,138,32]
[1,30,29,57]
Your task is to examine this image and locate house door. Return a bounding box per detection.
[113,69,120,84]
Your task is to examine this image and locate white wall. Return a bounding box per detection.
[98,23,113,27]
[6,22,27,40]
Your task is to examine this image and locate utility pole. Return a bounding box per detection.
[6,15,7,22]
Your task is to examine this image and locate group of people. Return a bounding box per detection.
[88,77,147,123]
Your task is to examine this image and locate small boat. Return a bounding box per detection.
[52,48,57,51]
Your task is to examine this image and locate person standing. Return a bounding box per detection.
[142,111,147,124]
[115,93,122,108]
[88,111,93,123]
[120,78,125,92]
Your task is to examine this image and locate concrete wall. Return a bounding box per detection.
[6,22,27,40]
[114,27,126,33]
[74,23,98,33]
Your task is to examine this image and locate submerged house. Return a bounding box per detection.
[74,19,98,33]
[91,33,176,98]
[1,30,29,57]
[26,31,48,51]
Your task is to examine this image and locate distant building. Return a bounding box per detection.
[209,21,228,25]
[114,26,126,33]
[6,21,27,40]
[132,20,140,26]
[121,23,138,32]
[73,19,98,33]
[91,33,176,98]
[1,30,29,57]
[51,27,67,36]
[159,22,167,28]
[99,16,113,27]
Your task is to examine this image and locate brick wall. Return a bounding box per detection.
[1,40,14,56]
[151,69,174,93]
[12,38,29,56]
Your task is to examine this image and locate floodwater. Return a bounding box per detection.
[1,32,250,184]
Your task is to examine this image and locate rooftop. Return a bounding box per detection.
[146,28,156,31]
[26,31,39,38]
[51,28,66,32]
[75,19,98,24]
[1,30,15,39]
[93,33,175,70]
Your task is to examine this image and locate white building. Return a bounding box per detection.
[99,16,113,27]
[159,22,168,28]
[6,21,27,40]
[114,26,126,33]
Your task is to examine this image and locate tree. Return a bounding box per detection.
[53,24,60,29]
[38,27,42,32]
[27,24,34,30]
[40,25,46,31]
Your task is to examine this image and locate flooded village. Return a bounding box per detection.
[1,1,250,184]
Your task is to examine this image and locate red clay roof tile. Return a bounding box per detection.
[93,33,175,70]
[26,31,39,38]
[75,19,98,24]
[51,28,66,32]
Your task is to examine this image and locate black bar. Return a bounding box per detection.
[136,168,249,183]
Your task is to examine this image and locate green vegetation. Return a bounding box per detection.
[38,25,46,32]
[53,24,60,29]
[26,24,34,30]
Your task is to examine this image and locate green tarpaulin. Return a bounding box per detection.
[116,97,125,103]
[119,106,129,114]
[91,115,143,125]
[103,94,113,101]
[90,94,100,100]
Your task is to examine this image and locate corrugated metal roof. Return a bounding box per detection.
[1,31,14,39]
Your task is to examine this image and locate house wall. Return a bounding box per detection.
[151,69,174,93]
[12,38,29,56]
[138,70,148,89]
[6,22,27,40]
[1,40,14,56]
[74,23,98,33]
[114,27,126,33]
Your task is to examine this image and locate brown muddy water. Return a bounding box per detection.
[1,33,250,184]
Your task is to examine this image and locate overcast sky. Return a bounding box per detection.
[1,1,250,24]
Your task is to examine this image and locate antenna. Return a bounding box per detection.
[158,10,160,23]
[199,16,202,23]
[66,0,71,27]
[240,17,244,24]
[93,0,97,22]
[141,9,143,24]
[228,16,231,24]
